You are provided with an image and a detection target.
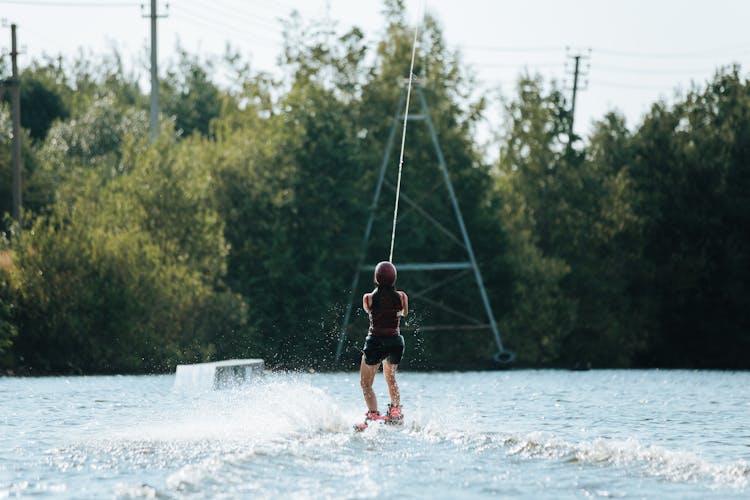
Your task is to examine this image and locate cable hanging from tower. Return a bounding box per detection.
[388,3,424,263]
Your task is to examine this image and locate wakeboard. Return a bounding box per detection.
[353,414,403,432]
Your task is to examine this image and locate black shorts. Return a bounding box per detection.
[362,334,405,366]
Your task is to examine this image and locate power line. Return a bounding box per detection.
[174,5,280,47]
[459,42,750,60]
[171,11,279,49]
[593,64,727,76]
[0,0,137,6]
[181,0,281,36]
[469,77,675,96]
[230,0,317,19]
[469,62,565,69]
[177,3,280,44]
[592,45,750,59]
[588,80,676,91]
[475,79,535,87]
[462,44,564,53]
[223,0,298,24]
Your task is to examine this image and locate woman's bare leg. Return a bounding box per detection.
[359,357,380,412]
[382,360,400,407]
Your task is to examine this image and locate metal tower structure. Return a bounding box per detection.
[335,84,515,366]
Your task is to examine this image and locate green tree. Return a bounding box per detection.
[209,73,364,368]
[556,112,646,367]
[8,119,249,373]
[496,76,644,367]
[41,93,149,172]
[161,50,223,138]
[629,67,750,368]
[0,67,70,141]
[0,261,17,358]
[64,49,146,115]
[0,106,49,225]
[494,76,575,364]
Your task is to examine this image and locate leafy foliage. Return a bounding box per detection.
[160,50,223,138]
[628,67,750,368]
[0,261,18,358]
[1,5,749,372]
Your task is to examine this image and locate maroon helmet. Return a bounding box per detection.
[374,261,397,286]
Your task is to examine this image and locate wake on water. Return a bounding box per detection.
[32,374,747,498]
[71,376,745,494]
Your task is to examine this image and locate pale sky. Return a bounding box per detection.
[2,0,750,147]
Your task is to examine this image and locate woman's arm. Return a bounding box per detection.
[399,291,408,317]
[362,293,371,313]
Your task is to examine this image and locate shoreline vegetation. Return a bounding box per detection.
[1,1,749,374]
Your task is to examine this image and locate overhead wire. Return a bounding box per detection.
[461,45,564,53]
[174,20,278,51]
[0,0,137,5]
[388,0,424,263]
[5,1,749,129]
[588,80,678,91]
[171,11,279,50]
[455,38,747,100]
[592,45,750,59]
[241,0,317,19]
[459,42,750,59]
[469,62,566,69]
[177,2,273,37]
[174,2,280,48]
[181,0,282,37]
[592,64,723,76]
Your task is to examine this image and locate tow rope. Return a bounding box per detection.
[388,3,423,263]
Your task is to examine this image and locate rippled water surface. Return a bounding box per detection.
[1,370,749,498]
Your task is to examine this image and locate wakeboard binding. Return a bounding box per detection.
[353,405,403,431]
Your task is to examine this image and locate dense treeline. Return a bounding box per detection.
[1,1,748,373]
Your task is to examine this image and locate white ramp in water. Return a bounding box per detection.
[174,359,265,390]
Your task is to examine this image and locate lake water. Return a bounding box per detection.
[1,370,748,498]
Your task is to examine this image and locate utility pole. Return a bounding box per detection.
[569,55,580,140]
[566,49,590,148]
[143,1,167,142]
[10,23,22,225]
